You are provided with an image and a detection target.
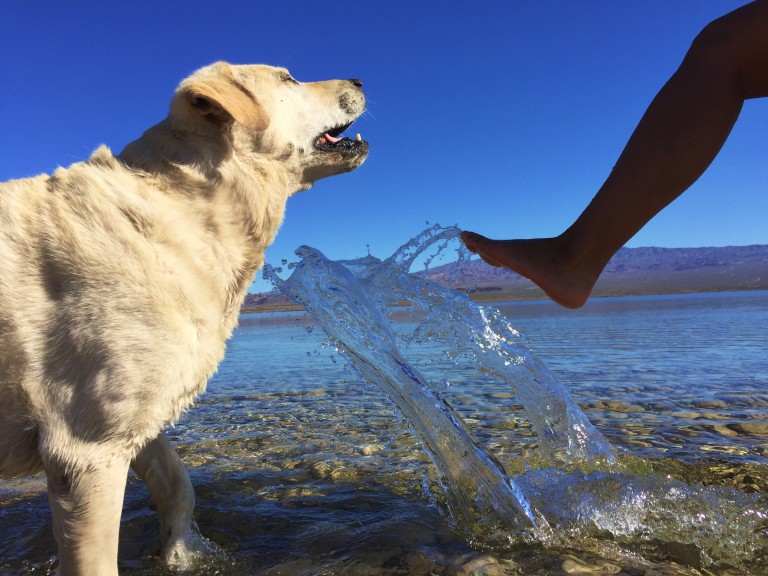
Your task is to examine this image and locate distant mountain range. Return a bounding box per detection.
[243,245,768,310]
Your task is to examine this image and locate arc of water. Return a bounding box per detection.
[369,225,616,464]
[267,246,542,532]
[264,225,616,534]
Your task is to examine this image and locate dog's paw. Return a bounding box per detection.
[160,524,222,571]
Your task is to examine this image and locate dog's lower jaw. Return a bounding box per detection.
[299,153,369,188]
[293,180,314,194]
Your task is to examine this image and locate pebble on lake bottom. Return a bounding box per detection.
[561,554,621,574]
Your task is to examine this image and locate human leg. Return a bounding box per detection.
[463,0,768,308]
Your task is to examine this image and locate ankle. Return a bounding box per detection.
[552,233,608,283]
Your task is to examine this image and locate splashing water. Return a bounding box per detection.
[368,225,616,465]
[265,225,768,570]
[265,225,613,535]
[266,232,542,537]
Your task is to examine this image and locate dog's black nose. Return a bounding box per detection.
[349,78,363,88]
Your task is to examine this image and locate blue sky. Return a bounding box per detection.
[1,1,765,293]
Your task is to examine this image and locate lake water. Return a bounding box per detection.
[2,290,768,575]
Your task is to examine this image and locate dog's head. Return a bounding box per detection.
[170,62,368,192]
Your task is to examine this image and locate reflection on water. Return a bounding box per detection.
[2,229,768,574]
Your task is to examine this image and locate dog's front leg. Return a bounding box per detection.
[131,432,198,569]
[45,457,129,576]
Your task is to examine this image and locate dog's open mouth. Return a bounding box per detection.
[314,122,367,154]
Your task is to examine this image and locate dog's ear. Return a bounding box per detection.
[177,63,270,132]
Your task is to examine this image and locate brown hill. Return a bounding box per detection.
[244,245,768,310]
[421,245,768,302]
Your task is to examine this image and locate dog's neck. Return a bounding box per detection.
[118,121,292,329]
[119,119,231,184]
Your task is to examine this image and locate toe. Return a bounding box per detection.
[460,231,485,253]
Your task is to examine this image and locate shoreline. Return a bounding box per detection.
[240,286,768,314]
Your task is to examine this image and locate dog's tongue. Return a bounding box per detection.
[322,133,343,144]
[318,132,362,145]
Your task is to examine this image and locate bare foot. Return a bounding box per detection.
[460,231,598,309]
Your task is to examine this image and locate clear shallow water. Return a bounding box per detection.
[2,241,768,574]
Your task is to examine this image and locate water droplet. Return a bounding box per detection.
[269,223,617,533]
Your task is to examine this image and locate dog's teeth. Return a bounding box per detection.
[355,133,362,142]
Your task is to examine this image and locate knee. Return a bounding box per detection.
[684,10,763,96]
[151,466,195,517]
[686,17,738,69]
[172,471,195,512]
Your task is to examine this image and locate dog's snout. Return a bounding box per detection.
[349,78,363,88]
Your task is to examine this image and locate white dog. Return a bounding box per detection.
[0,61,368,575]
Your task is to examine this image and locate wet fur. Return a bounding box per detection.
[0,61,366,575]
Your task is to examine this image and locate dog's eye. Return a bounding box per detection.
[281,72,299,85]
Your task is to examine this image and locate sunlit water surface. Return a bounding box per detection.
[2,230,768,575]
